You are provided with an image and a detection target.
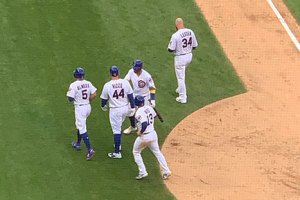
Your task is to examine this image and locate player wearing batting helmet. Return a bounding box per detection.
[123,59,157,134]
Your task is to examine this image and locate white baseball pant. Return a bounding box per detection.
[174,53,193,101]
[132,130,171,175]
[109,105,129,134]
[75,104,91,134]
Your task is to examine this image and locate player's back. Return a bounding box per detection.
[136,105,157,133]
[172,28,198,56]
[102,79,133,108]
[68,80,96,105]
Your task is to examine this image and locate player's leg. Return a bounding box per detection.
[148,132,171,179]
[175,64,187,103]
[124,105,137,134]
[71,129,82,150]
[108,109,123,158]
[132,137,148,179]
[76,105,95,160]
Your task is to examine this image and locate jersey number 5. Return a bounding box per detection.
[82,89,88,100]
[113,89,125,99]
[182,37,192,48]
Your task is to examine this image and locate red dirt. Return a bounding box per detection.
[162,0,300,199]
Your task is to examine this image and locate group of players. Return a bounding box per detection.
[66,17,197,180]
[66,60,171,180]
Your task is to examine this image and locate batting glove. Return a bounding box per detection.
[101,105,108,112]
[150,100,156,108]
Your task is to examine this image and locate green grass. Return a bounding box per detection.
[284,0,300,23]
[0,1,245,200]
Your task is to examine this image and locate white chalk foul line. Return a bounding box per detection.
[267,0,300,52]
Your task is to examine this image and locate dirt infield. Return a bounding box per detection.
[162,0,300,199]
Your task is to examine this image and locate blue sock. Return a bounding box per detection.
[77,130,82,144]
[82,132,91,150]
[114,134,122,153]
[129,116,135,127]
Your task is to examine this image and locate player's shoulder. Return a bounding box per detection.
[142,69,151,77]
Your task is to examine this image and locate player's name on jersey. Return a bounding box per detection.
[112,83,122,89]
[180,31,191,38]
[77,83,90,90]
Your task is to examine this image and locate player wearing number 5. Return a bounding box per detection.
[66,67,96,160]
[100,66,135,159]
[168,18,198,104]
[133,95,171,180]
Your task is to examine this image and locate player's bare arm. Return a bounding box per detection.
[89,91,97,102]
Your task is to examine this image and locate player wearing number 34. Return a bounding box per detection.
[168,18,198,104]
[66,67,97,160]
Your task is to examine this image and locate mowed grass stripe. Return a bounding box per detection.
[0,1,244,200]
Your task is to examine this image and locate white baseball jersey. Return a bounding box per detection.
[124,69,155,97]
[100,79,133,108]
[168,28,198,56]
[135,105,156,133]
[133,105,171,176]
[66,79,97,134]
[66,80,97,105]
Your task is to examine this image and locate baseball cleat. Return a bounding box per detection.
[86,149,95,160]
[71,141,81,150]
[162,172,171,180]
[176,97,187,104]
[135,173,148,180]
[108,152,122,159]
[123,126,137,134]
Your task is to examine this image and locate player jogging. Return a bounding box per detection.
[168,18,198,103]
[66,67,96,160]
[123,59,156,134]
[100,66,135,159]
[133,95,171,180]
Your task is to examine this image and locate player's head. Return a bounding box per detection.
[110,65,119,77]
[175,18,184,30]
[132,59,143,73]
[73,67,85,79]
[134,95,145,107]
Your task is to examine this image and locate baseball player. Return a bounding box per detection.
[123,59,156,134]
[66,67,96,160]
[168,18,198,103]
[100,66,135,159]
[133,95,171,180]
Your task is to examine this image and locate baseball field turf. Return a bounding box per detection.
[0,0,251,199]
[284,0,300,22]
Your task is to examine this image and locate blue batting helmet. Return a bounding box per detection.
[132,59,143,73]
[73,67,85,78]
[110,65,119,77]
[134,95,145,107]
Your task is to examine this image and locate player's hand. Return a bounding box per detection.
[150,100,156,108]
[128,108,136,116]
[136,131,142,136]
[101,105,108,112]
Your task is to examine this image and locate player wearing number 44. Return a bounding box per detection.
[66,67,97,160]
[168,18,198,104]
[100,66,135,159]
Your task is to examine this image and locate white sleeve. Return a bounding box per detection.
[124,71,131,81]
[124,80,133,94]
[66,84,75,98]
[90,82,97,94]
[168,34,176,50]
[147,75,155,89]
[192,31,198,48]
[100,84,108,100]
